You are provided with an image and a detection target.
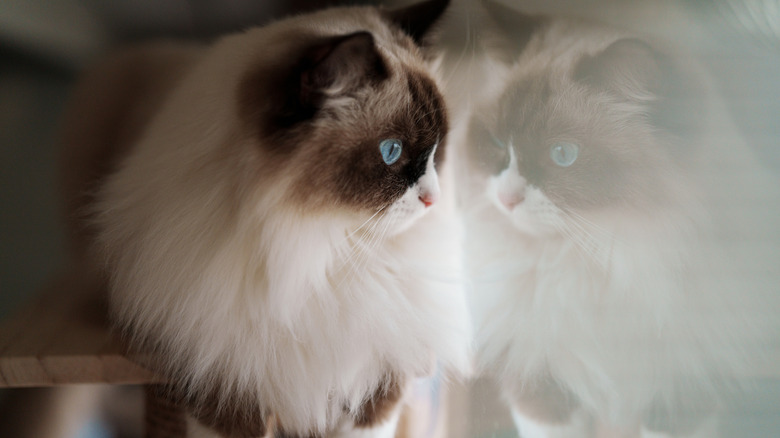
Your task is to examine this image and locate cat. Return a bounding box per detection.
[441,1,780,437]
[59,0,472,436]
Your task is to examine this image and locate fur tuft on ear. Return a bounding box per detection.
[245,31,388,134]
[302,32,386,94]
[386,0,450,45]
[575,38,706,139]
[300,31,387,102]
[265,31,387,129]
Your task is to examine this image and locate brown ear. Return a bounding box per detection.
[482,0,543,57]
[255,32,387,131]
[301,31,387,100]
[575,38,705,138]
[303,32,386,91]
[276,31,386,127]
[386,0,450,45]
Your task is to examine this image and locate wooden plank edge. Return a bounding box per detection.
[0,354,163,388]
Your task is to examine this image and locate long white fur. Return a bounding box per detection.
[95,7,471,436]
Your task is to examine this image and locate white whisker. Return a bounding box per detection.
[338,208,399,290]
[346,214,393,288]
[334,210,387,288]
[338,206,387,247]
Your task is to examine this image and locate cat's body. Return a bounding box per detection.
[60,1,471,436]
[442,2,779,437]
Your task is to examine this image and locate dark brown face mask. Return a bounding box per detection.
[236,1,450,214]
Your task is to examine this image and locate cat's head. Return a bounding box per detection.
[466,6,705,238]
[227,0,451,235]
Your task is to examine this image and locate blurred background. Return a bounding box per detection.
[0,0,778,437]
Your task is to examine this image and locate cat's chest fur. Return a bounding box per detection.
[221,207,468,429]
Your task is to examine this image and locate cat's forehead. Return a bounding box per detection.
[396,69,447,140]
[496,76,552,129]
[317,64,448,158]
[493,71,638,143]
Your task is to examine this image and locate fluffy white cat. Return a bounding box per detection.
[60,1,471,436]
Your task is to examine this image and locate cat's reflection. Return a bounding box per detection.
[441,1,780,437]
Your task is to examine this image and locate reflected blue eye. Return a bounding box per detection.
[550,141,579,167]
[379,138,402,165]
[490,133,507,150]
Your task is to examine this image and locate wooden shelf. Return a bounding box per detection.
[0,271,160,388]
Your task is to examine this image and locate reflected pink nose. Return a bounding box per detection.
[498,192,524,210]
[419,192,437,207]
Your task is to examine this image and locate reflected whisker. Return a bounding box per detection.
[564,209,621,245]
[553,220,591,264]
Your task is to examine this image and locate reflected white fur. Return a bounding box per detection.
[469,124,775,431]
[449,11,780,436]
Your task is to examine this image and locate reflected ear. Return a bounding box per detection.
[574,38,665,100]
[482,0,543,58]
[575,38,705,138]
[386,0,450,44]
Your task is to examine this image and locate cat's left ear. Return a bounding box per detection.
[258,32,386,130]
[386,0,450,45]
[301,31,386,94]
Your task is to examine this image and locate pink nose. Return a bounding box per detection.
[419,192,436,207]
[498,192,524,210]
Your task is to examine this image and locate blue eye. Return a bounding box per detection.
[550,141,579,167]
[379,138,402,165]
